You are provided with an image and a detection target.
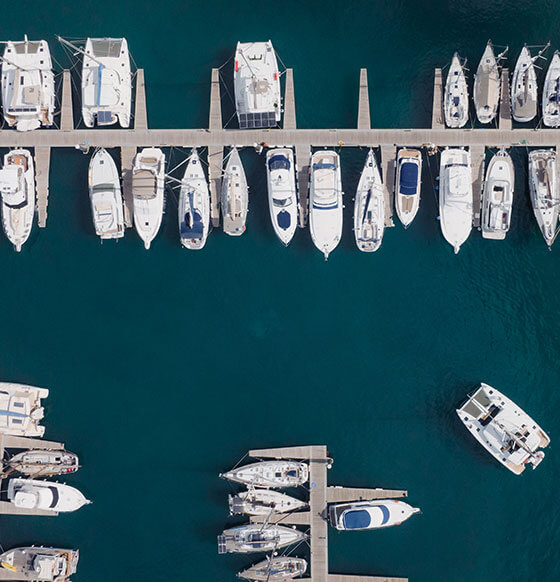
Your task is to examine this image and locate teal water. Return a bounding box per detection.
[1,2,560,581]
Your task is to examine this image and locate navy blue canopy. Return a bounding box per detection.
[277,210,291,230]
[313,163,336,171]
[399,162,419,195]
[342,510,371,530]
[181,210,204,239]
[268,155,290,171]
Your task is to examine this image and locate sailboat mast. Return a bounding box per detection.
[56,36,105,68]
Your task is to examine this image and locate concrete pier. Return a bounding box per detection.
[499,69,511,130]
[470,145,485,228]
[60,70,73,131]
[295,144,310,227]
[381,146,395,227]
[120,146,137,228]
[134,69,148,130]
[357,69,371,130]
[327,486,407,502]
[283,69,297,130]
[35,147,51,227]
[208,68,223,227]
[432,69,444,129]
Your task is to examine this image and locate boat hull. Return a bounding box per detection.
[329,500,420,531]
[444,53,469,128]
[8,478,90,512]
[222,148,248,236]
[511,47,538,123]
[528,149,559,247]
[221,460,309,488]
[238,557,307,581]
[474,43,500,124]
[481,149,514,240]
[179,150,210,249]
[395,148,422,228]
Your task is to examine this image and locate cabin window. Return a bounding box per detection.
[11,418,23,425]
[13,401,24,408]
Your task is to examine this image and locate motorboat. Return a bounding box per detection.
[353,149,384,251]
[439,148,473,253]
[88,148,124,240]
[6,449,79,477]
[511,46,539,122]
[0,149,35,251]
[229,489,307,516]
[456,383,550,475]
[481,148,515,240]
[179,149,210,250]
[309,150,343,259]
[132,147,165,249]
[220,460,308,488]
[1,37,55,131]
[329,500,420,531]
[7,478,91,513]
[0,547,78,581]
[217,525,307,554]
[0,383,48,437]
[395,148,422,228]
[221,147,248,236]
[542,50,560,127]
[528,149,559,247]
[473,41,503,124]
[444,53,469,128]
[238,557,307,581]
[266,148,298,246]
[234,41,281,129]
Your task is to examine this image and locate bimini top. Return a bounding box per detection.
[181,193,204,239]
[268,154,290,171]
[399,162,419,195]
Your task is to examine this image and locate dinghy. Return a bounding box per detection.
[528,148,559,248]
[179,149,210,249]
[220,460,308,488]
[218,525,307,554]
[0,547,79,582]
[481,148,514,240]
[329,500,420,531]
[542,50,560,127]
[444,53,469,128]
[229,489,307,515]
[238,557,307,581]
[6,449,79,477]
[0,383,48,437]
[8,478,90,513]
[474,41,504,124]
[222,147,248,236]
[395,148,422,228]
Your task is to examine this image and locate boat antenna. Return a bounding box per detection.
[56,36,105,69]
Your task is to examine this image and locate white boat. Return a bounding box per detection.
[88,148,124,240]
[238,557,307,581]
[1,37,55,131]
[456,383,550,475]
[266,148,297,246]
[6,449,79,477]
[511,46,538,122]
[481,148,515,240]
[179,149,210,250]
[329,500,420,531]
[0,149,35,251]
[473,41,502,124]
[132,147,165,249]
[439,148,473,253]
[229,489,307,516]
[0,547,78,582]
[234,41,281,129]
[221,147,248,236]
[395,148,422,228]
[528,149,559,248]
[7,478,91,513]
[309,150,343,259]
[353,149,384,252]
[218,525,307,554]
[220,461,308,488]
[542,50,560,127]
[0,383,48,437]
[444,53,469,128]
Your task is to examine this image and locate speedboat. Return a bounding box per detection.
[266,148,298,246]
[88,148,124,240]
[238,557,307,581]
[0,547,79,582]
[0,383,48,437]
[234,41,281,129]
[0,149,35,251]
[217,525,307,554]
[7,478,91,513]
[179,149,210,250]
[456,383,550,475]
[439,148,473,253]
[229,489,307,516]
[395,148,422,228]
[132,147,165,249]
[6,449,79,477]
[309,150,343,259]
[1,37,55,131]
[444,53,469,128]
[528,149,559,248]
[222,147,248,236]
[481,148,514,240]
[353,149,384,251]
[329,500,420,531]
[542,50,560,127]
[511,46,538,122]
[473,41,502,124]
[220,460,308,488]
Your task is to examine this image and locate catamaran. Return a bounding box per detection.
[395,148,422,228]
[0,382,48,437]
[7,478,91,513]
[474,41,505,124]
[329,500,420,531]
[234,41,281,129]
[481,148,514,240]
[220,460,309,488]
[439,148,473,253]
[0,149,35,251]
[229,489,307,516]
[457,383,550,475]
[238,557,307,581]
[6,449,79,477]
[0,547,79,582]
[353,149,384,252]
[444,53,469,128]
[511,45,544,123]
[222,147,248,236]
[1,37,55,131]
[309,150,343,259]
[266,148,297,246]
[132,148,165,249]
[542,50,560,127]
[218,525,307,554]
[179,149,210,249]
[528,149,559,248]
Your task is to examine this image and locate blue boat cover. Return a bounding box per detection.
[342,510,371,530]
[277,210,291,230]
[268,155,290,171]
[313,163,336,171]
[181,210,204,238]
[399,162,419,195]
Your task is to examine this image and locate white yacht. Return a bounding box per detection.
[309,150,343,259]
[511,46,538,122]
[329,500,420,531]
[353,149,384,252]
[528,149,559,248]
[444,53,469,128]
[179,149,210,250]
[266,148,297,246]
[439,148,473,253]
[481,148,515,240]
[229,489,307,516]
[221,147,248,236]
[7,449,79,477]
[238,557,307,581]
[0,547,78,582]
[218,525,307,554]
[0,382,48,437]
[473,41,502,124]
[542,50,560,127]
[234,41,281,129]
[395,148,422,228]
[132,147,165,249]
[1,37,55,131]
[88,148,124,240]
[0,149,35,251]
[7,479,91,513]
[220,460,308,488]
[457,383,550,475]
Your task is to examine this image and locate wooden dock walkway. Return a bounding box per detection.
[35,147,51,227]
[357,69,371,130]
[134,69,148,130]
[60,70,73,131]
[470,145,485,228]
[499,69,512,131]
[327,486,407,502]
[208,68,223,226]
[431,69,444,130]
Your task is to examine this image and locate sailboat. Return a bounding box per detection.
[179,149,210,249]
[218,525,307,554]
[220,460,309,488]
[395,148,422,228]
[528,149,559,248]
[542,50,560,127]
[444,53,469,128]
[6,449,79,477]
[221,147,248,236]
[511,45,548,123]
[238,557,307,581]
[229,489,307,516]
[474,41,506,124]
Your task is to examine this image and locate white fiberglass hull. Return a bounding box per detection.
[329,500,420,531]
[395,148,422,228]
[444,53,469,128]
[511,46,538,123]
[179,150,210,250]
[238,557,307,582]
[474,42,500,124]
[481,149,514,240]
[0,382,48,437]
[528,149,559,247]
[220,460,309,488]
[218,525,307,554]
[229,489,307,516]
[222,147,248,236]
[542,51,560,127]
[8,478,90,513]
